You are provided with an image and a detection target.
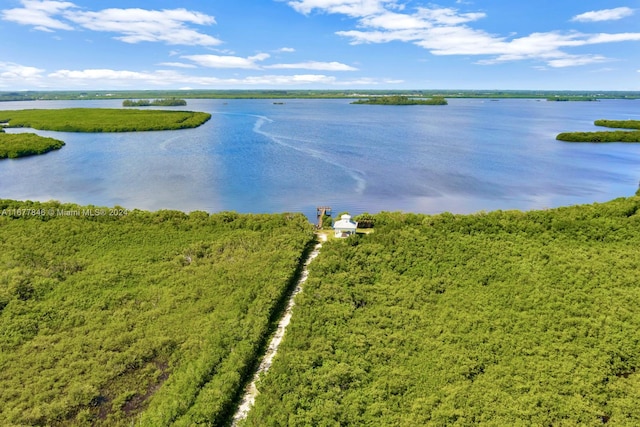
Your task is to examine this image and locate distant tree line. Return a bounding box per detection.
[547,96,598,102]
[3,90,639,101]
[123,98,187,107]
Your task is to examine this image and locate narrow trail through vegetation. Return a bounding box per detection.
[230,233,326,425]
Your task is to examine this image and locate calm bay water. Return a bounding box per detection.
[1,98,640,220]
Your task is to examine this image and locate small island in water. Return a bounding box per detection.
[557,119,640,142]
[547,96,599,102]
[0,108,210,159]
[123,98,187,107]
[0,130,65,159]
[0,108,210,133]
[351,95,447,105]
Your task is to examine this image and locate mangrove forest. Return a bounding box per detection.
[351,95,448,105]
[0,108,210,133]
[3,194,640,424]
[0,131,65,159]
[246,195,640,426]
[0,200,314,426]
[557,119,640,142]
[122,98,187,107]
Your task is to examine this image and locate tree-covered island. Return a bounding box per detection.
[351,95,448,105]
[122,98,187,107]
[547,96,599,101]
[0,131,65,159]
[0,108,210,158]
[557,120,640,142]
[0,108,210,133]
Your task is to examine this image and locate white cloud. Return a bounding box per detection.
[266,61,357,71]
[0,62,45,81]
[48,68,167,81]
[1,0,75,31]
[546,54,608,68]
[156,62,197,69]
[182,53,270,69]
[0,57,369,90]
[1,63,396,88]
[242,74,337,85]
[289,2,640,68]
[359,11,431,30]
[277,47,296,52]
[66,8,220,45]
[415,7,485,25]
[286,0,402,17]
[0,1,220,46]
[571,7,634,22]
[42,68,373,87]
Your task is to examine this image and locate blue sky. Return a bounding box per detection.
[1,0,639,90]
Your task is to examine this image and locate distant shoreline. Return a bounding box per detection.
[1,89,639,102]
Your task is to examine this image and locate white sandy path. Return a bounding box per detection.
[231,233,326,426]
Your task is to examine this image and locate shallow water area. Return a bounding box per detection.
[1,98,640,219]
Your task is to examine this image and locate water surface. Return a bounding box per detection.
[2,98,640,220]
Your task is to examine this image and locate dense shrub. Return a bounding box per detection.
[0,200,314,426]
[247,196,640,426]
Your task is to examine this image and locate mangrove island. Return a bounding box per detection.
[557,119,640,142]
[351,95,448,105]
[0,108,211,133]
[0,131,65,159]
[122,98,187,107]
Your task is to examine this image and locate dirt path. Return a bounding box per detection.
[231,233,326,425]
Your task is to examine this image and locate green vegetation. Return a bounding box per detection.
[351,95,448,105]
[0,200,314,426]
[556,131,640,142]
[557,119,640,142]
[547,96,598,101]
[0,108,210,133]
[594,120,640,130]
[123,98,187,107]
[0,132,65,159]
[246,196,640,426]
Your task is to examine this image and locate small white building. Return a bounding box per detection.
[333,214,358,238]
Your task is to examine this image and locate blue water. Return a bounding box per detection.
[1,98,640,220]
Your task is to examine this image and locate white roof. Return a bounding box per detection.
[333,214,357,230]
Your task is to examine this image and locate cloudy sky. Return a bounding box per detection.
[1,0,639,90]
